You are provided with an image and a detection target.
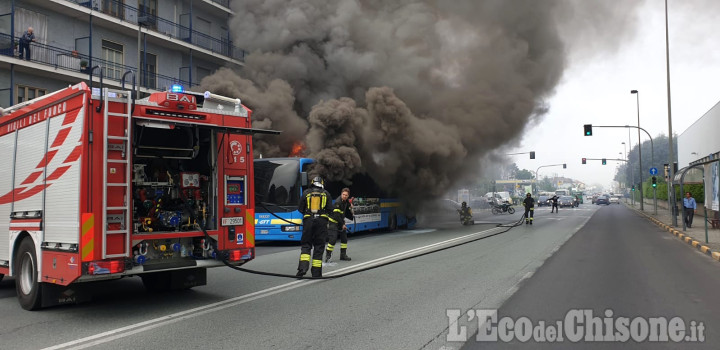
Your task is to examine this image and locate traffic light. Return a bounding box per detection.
[631,185,635,191]
[529,151,535,159]
[563,163,567,169]
[584,124,593,136]
[602,158,607,165]
[582,158,586,164]
[652,176,657,188]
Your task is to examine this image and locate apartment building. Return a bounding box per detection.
[0,0,243,107]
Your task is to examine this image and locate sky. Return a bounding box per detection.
[510,0,720,189]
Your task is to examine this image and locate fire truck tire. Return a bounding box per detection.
[15,237,42,310]
[140,272,172,292]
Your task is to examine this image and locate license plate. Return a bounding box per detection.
[222,217,244,226]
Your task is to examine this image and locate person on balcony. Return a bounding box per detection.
[18,27,36,61]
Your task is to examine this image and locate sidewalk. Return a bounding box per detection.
[624,197,720,259]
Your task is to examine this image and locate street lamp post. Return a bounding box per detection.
[665,0,678,226]
[631,90,644,211]
[622,142,632,204]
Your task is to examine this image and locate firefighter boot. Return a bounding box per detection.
[311,259,323,277]
[325,250,332,263]
[296,258,310,277]
[340,248,351,261]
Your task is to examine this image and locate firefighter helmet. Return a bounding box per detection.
[311,176,324,188]
[462,201,467,207]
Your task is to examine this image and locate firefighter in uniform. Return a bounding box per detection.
[297,176,333,277]
[459,201,473,225]
[325,187,354,262]
[523,193,535,225]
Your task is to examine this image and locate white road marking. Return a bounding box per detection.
[43,226,507,350]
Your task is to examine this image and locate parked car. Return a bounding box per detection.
[559,196,575,207]
[595,195,610,205]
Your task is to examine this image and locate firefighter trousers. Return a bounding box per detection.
[524,207,534,223]
[298,217,328,277]
[326,222,349,259]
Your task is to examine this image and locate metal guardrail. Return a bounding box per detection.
[0,32,198,91]
[66,0,245,61]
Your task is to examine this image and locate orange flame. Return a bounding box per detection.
[289,141,305,157]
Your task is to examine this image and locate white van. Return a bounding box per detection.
[484,191,512,205]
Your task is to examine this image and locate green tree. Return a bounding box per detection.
[516,169,534,180]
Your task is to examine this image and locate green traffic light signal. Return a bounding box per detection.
[631,185,635,191]
[584,124,593,136]
[652,176,657,188]
[602,158,607,165]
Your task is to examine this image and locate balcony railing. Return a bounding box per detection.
[65,0,245,61]
[0,32,197,91]
[206,0,230,8]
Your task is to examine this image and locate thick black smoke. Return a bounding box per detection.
[200,0,643,203]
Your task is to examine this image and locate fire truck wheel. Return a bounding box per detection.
[141,272,172,292]
[15,237,42,310]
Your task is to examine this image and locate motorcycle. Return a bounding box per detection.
[457,208,474,225]
[491,203,515,215]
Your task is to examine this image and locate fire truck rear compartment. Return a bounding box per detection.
[131,124,217,235]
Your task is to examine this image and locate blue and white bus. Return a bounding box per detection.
[253,157,414,241]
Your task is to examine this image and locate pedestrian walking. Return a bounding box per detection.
[683,192,697,228]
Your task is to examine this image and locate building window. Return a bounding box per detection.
[141,51,157,89]
[138,0,158,30]
[16,85,47,104]
[102,0,125,19]
[102,40,124,80]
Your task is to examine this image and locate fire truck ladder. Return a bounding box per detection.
[102,88,132,259]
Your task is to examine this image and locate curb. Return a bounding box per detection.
[624,202,720,262]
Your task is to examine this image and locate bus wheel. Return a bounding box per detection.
[15,237,42,310]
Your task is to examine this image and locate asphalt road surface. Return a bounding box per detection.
[463,204,720,349]
[0,204,622,349]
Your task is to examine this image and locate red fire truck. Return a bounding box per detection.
[0,81,275,310]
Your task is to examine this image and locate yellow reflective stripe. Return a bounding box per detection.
[380,202,400,208]
[300,254,311,261]
[304,214,311,218]
[328,217,338,223]
[341,243,348,249]
[327,244,335,251]
[334,209,343,213]
[322,194,326,209]
[312,259,323,267]
[320,214,330,219]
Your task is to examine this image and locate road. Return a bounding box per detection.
[1,203,690,350]
[463,204,720,349]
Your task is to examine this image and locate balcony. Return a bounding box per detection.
[65,0,245,61]
[0,32,197,91]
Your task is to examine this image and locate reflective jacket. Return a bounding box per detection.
[331,196,355,225]
[523,197,535,208]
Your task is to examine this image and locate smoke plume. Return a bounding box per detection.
[200,0,643,203]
